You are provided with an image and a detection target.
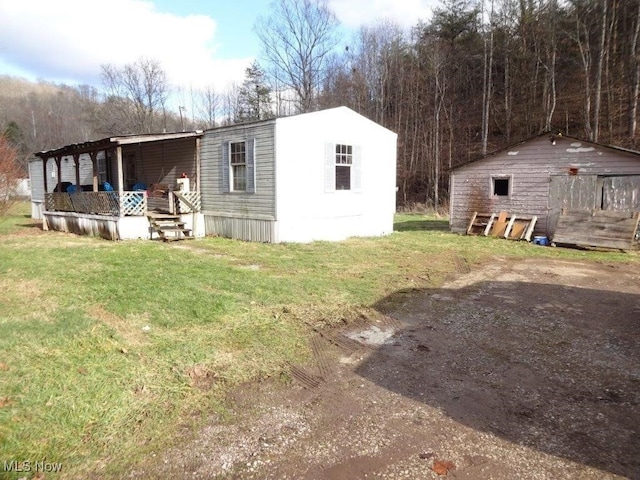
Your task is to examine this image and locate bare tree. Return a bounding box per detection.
[220,82,242,125]
[255,0,341,113]
[193,84,219,129]
[0,135,23,219]
[481,0,495,155]
[593,0,608,142]
[100,57,169,134]
[629,1,640,139]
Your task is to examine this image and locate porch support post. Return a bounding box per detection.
[41,156,50,229]
[116,146,124,217]
[55,156,63,192]
[73,153,81,188]
[90,151,99,191]
[195,137,201,192]
[42,156,49,194]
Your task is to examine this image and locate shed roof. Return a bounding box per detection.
[450,133,640,172]
[35,131,203,159]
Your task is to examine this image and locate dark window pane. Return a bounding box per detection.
[233,165,247,191]
[336,165,351,190]
[493,178,509,196]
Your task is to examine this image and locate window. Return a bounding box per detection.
[230,141,247,191]
[335,144,352,190]
[324,142,361,193]
[492,176,510,197]
[222,139,255,194]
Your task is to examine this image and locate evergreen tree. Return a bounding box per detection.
[237,61,273,122]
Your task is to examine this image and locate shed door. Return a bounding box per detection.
[601,176,640,211]
[548,175,597,238]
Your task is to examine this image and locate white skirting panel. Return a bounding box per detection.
[44,212,121,240]
[43,212,154,241]
[204,215,276,242]
[31,201,43,220]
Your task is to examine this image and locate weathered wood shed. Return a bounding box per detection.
[200,106,397,242]
[449,134,640,239]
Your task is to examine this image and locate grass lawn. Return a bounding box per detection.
[0,204,637,478]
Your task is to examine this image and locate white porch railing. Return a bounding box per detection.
[172,191,201,214]
[45,192,147,216]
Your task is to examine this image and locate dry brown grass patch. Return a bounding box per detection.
[88,305,151,347]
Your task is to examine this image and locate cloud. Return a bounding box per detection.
[0,0,250,92]
[329,0,436,30]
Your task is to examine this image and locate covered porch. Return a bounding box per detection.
[34,132,204,240]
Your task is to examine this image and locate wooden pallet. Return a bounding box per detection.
[467,211,537,241]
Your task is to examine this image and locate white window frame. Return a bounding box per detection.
[335,144,353,191]
[229,141,247,192]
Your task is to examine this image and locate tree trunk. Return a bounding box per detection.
[629,2,640,139]
[593,0,608,142]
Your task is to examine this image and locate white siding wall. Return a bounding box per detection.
[274,107,397,242]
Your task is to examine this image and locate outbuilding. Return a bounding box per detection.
[449,133,640,241]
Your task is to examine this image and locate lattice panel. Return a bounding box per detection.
[174,191,201,213]
[44,192,140,216]
[45,193,74,212]
[120,192,147,216]
[72,192,120,215]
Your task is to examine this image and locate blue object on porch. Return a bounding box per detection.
[533,236,549,246]
[102,182,114,191]
[66,184,81,193]
[133,183,147,191]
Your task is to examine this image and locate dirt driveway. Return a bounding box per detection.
[133,256,640,479]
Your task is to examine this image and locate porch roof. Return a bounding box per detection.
[35,131,203,159]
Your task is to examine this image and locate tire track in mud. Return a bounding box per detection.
[290,315,403,389]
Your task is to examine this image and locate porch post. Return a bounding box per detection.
[42,156,49,194]
[73,153,81,188]
[195,137,201,192]
[55,156,62,191]
[41,156,50,230]
[116,146,124,217]
[90,151,99,191]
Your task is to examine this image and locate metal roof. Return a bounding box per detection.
[35,131,203,159]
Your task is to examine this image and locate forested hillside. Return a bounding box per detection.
[1,0,637,207]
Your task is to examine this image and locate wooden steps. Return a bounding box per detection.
[147,213,193,241]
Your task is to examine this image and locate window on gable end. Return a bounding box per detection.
[492,176,511,197]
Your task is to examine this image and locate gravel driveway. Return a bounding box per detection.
[133,256,640,480]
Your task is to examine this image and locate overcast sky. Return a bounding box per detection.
[0,0,437,94]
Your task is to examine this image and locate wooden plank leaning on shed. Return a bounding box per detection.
[466,211,537,241]
[552,210,640,250]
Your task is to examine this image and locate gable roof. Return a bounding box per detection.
[450,132,640,171]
